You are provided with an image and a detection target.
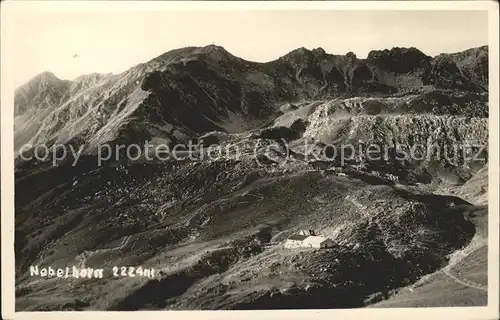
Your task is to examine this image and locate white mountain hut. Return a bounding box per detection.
[284,234,310,248]
[302,235,335,249]
[284,229,334,249]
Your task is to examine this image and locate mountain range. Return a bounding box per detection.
[14,45,488,155]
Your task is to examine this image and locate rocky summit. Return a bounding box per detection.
[14,45,489,310]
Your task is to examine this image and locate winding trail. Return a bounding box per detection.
[409,243,487,292]
[442,269,487,291]
[441,243,488,291]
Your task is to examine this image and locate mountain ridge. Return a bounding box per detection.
[16,44,488,91]
[14,44,488,159]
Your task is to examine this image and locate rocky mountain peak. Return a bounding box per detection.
[18,71,63,89]
[281,47,314,61]
[366,46,431,73]
[14,71,71,115]
[311,47,326,57]
[345,51,357,63]
[200,44,230,54]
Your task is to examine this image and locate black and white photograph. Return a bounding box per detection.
[1,1,499,318]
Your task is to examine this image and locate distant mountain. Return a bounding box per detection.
[14,71,72,115]
[14,45,488,156]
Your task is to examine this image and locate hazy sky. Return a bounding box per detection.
[9,10,488,88]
